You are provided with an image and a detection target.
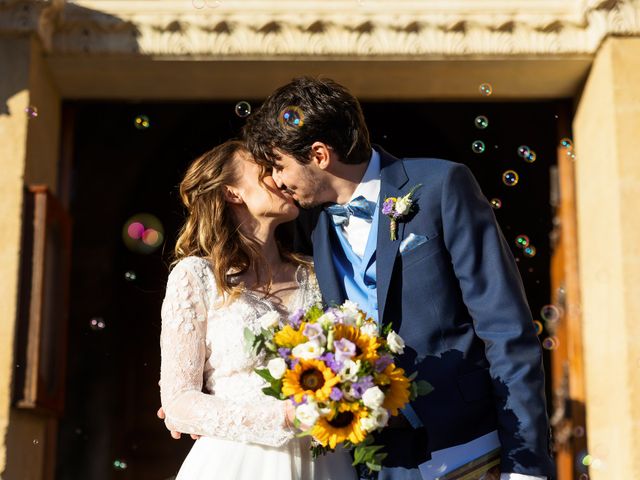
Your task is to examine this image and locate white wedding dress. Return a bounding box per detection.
[160,256,357,480]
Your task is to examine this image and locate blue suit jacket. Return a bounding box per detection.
[293,147,554,477]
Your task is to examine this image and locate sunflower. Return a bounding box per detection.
[380,364,411,415]
[333,324,381,363]
[274,323,307,348]
[282,358,339,403]
[311,402,368,448]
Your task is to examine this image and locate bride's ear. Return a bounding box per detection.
[223,186,243,204]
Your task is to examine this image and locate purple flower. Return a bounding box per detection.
[351,375,375,398]
[303,323,325,343]
[329,387,344,401]
[288,308,304,328]
[321,307,344,324]
[320,352,342,374]
[375,354,394,372]
[290,358,300,369]
[333,338,356,363]
[382,198,395,216]
[278,347,291,358]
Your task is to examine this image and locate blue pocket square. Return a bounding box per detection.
[399,233,428,254]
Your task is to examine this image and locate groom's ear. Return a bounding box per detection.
[309,142,332,170]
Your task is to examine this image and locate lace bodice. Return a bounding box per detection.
[160,256,322,447]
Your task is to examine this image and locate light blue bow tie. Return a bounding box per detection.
[325,195,374,226]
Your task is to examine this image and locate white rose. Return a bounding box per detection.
[267,357,287,380]
[361,386,385,409]
[360,322,379,338]
[295,402,320,426]
[291,341,323,359]
[259,311,280,330]
[386,331,405,354]
[340,300,360,326]
[317,313,335,328]
[342,300,360,315]
[371,407,390,428]
[339,359,360,382]
[395,197,411,215]
[359,415,378,433]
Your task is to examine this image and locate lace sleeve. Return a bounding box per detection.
[159,258,294,447]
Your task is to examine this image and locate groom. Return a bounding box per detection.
[241,77,555,480]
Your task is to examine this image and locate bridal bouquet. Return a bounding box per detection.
[244,301,432,472]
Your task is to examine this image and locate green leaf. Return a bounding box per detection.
[416,380,434,396]
[305,304,325,322]
[295,429,313,438]
[366,461,382,472]
[353,445,368,465]
[255,368,275,383]
[382,323,393,335]
[261,386,281,399]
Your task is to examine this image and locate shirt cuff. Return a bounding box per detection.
[500,474,546,480]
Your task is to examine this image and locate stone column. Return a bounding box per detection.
[0,34,61,479]
[573,36,640,479]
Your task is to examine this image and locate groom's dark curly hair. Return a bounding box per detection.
[243,76,372,166]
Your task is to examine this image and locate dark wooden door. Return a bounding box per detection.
[56,99,570,480]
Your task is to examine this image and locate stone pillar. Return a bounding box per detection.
[573,36,640,479]
[0,34,61,479]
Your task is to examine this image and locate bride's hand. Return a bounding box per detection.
[157,407,200,440]
[285,401,312,431]
[284,400,297,429]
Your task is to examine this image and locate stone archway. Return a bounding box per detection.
[2,1,640,479]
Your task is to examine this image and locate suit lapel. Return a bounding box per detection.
[311,210,345,305]
[375,147,409,325]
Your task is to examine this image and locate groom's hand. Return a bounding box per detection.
[156,407,200,440]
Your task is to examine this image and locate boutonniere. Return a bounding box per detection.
[381,184,422,240]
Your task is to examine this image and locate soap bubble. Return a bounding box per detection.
[234,101,251,118]
[542,336,559,350]
[502,170,519,187]
[90,318,106,331]
[471,140,486,154]
[490,198,502,209]
[515,235,530,248]
[525,150,537,163]
[541,305,560,322]
[25,106,39,118]
[479,83,493,96]
[560,137,573,149]
[122,213,164,254]
[134,115,150,130]
[533,320,543,335]
[279,106,304,128]
[523,245,537,257]
[517,145,530,158]
[474,116,489,129]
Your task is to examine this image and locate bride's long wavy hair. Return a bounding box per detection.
[171,140,302,299]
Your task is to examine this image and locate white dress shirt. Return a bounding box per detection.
[341,150,381,257]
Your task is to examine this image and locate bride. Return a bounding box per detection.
[158,140,356,480]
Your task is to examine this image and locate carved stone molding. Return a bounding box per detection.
[0,0,64,50]
[2,0,639,57]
